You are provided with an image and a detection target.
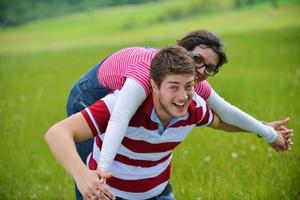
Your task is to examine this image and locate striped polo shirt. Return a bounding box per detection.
[98,47,212,100]
[81,91,214,199]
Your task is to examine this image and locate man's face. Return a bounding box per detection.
[151,74,195,125]
[191,46,219,82]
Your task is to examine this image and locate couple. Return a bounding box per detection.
[45,30,293,200]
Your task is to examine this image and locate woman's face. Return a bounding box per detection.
[191,45,219,83]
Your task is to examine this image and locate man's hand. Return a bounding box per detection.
[267,118,293,152]
[74,166,115,200]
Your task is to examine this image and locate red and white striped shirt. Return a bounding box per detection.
[98,47,212,100]
[81,91,214,199]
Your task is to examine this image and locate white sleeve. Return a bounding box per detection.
[206,88,277,143]
[98,78,147,171]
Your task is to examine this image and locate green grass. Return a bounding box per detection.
[0,0,299,199]
[172,26,300,199]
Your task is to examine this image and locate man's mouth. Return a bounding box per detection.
[173,102,185,107]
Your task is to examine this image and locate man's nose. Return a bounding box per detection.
[177,89,188,100]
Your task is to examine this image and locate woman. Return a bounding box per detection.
[67,30,284,200]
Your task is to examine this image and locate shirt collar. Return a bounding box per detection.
[150,103,189,128]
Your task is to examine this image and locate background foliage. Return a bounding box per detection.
[0,0,283,27]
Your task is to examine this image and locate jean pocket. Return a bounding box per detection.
[77,78,99,104]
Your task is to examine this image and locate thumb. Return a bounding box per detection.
[280,117,290,125]
[97,168,112,179]
[276,117,290,126]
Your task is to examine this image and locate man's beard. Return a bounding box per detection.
[158,95,174,119]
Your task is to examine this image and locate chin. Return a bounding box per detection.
[172,108,188,118]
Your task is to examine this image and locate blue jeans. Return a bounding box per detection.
[116,183,176,200]
[66,62,111,200]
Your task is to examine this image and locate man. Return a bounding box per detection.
[45,45,292,200]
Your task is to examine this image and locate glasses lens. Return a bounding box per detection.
[193,55,204,65]
[205,67,218,76]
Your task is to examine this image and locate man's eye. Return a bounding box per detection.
[169,86,177,91]
[186,85,194,90]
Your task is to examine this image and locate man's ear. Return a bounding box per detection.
[150,79,158,92]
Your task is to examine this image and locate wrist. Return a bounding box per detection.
[259,122,277,143]
[256,121,277,143]
[71,162,88,179]
[97,162,110,173]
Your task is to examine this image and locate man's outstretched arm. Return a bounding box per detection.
[44,113,114,200]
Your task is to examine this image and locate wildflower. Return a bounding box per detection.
[250,145,256,151]
[30,194,37,199]
[231,152,238,159]
[203,156,211,162]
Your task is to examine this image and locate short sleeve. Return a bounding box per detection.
[81,100,110,136]
[194,80,212,100]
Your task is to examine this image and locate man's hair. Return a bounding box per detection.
[177,30,228,68]
[150,45,195,88]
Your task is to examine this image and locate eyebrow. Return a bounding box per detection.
[167,81,180,84]
[167,80,195,85]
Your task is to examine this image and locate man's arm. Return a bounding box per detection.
[45,113,92,177]
[208,113,243,132]
[45,113,114,200]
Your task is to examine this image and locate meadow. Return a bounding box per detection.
[0,0,299,199]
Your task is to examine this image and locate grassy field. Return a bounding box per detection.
[0,0,299,199]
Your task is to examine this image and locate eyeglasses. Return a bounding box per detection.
[189,52,219,76]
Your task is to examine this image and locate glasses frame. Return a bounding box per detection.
[189,52,219,76]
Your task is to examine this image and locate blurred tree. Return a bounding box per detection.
[0,0,159,27]
[234,0,243,8]
[271,0,278,8]
[247,0,254,5]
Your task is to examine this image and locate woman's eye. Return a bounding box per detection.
[194,56,204,64]
[206,66,215,73]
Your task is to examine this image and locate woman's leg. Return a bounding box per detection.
[66,63,111,200]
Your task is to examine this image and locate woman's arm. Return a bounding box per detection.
[206,88,277,143]
[98,78,147,172]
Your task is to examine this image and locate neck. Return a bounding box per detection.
[153,97,171,128]
[157,112,171,128]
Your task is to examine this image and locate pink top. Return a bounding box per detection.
[98,47,212,100]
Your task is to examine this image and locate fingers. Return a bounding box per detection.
[85,192,111,200]
[278,129,293,137]
[272,128,294,152]
[99,171,112,179]
[82,175,114,200]
[97,165,113,179]
[271,135,286,152]
[96,177,115,200]
[286,138,294,150]
[84,187,114,200]
[277,125,288,131]
[101,186,115,200]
